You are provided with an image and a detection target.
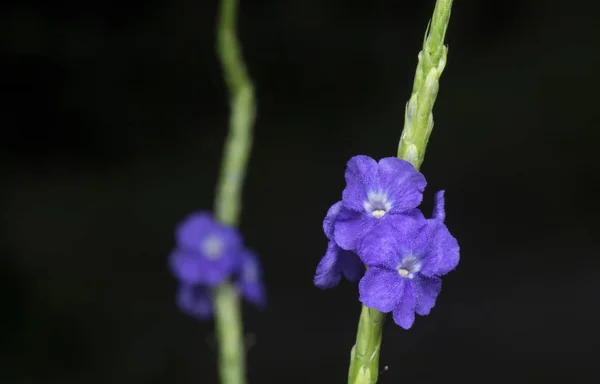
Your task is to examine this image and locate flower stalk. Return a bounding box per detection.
[348,1,453,383]
[397,0,453,169]
[213,0,256,382]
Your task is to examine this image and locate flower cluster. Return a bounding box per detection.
[169,212,266,319]
[314,155,459,329]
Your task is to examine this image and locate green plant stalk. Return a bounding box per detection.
[347,305,386,383]
[397,0,453,169]
[347,1,453,383]
[212,0,256,383]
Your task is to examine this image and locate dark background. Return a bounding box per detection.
[2,0,599,383]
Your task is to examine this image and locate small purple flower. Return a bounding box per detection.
[176,283,213,320]
[334,155,427,251]
[357,191,459,329]
[169,211,242,287]
[314,201,365,289]
[169,211,268,320]
[236,249,267,308]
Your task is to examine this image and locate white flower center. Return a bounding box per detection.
[202,235,223,260]
[363,191,392,218]
[397,255,421,279]
[398,269,414,279]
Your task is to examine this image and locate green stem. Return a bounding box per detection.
[348,1,453,383]
[347,306,386,384]
[213,283,245,384]
[397,0,453,170]
[214,0,255,227]
[212,0,256,383]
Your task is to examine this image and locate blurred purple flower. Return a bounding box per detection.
[236,249,267,308]
[334,155,426,251]
[169,211,242,287]
[176,283,212,320]
[169,211,267,320]
[357,192,459,329]
[314,201,365,289]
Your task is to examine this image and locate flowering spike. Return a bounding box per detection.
[398,0,454,169]
[346,1,457,382]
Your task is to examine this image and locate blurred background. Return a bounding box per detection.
[2,0,599,382]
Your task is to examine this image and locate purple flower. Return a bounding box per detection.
[175,248,267,321]
[169,211,242,287]
[357,191,459,329]
[176,283,212,320]
[314,201,365,289]
[236,249,267,308]
[334,155,427,251]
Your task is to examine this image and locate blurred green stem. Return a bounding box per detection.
[213,283,245,384]
[347,1,453,383]
[212,0,256,383]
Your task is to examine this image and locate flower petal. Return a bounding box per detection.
[177,284,212,320]
[342,155,378,212]
[169,247,238,287]
[314,241,342,289]
[432,190,445,222]
[239,249,262,283]
[240,281,267,308]
[376,157,426,213]
[413,275,442,316]
[333,208,375,251]
[359,268,404,313]
[175,211,242,258]
[392,281,416,329]
[176,211,214,250]
[323,201,342,239]
[235,250,267,307]
[339,250,365,282]
[199,258,236,286]
[417,220,460,277]
[169,248,204,285]
[356,215,425,269]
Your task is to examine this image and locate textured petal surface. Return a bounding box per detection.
[342,156,378,212]
[314,241,342,289]
[359,268,404,313]
[392,282,416,329]
[333,208,375,251]
[413,275,442,316]
[377,157,426,213]
[432,190,445,222]
[417,220,460,277]
[339,250,365,282]
[323,201,342,239]
[177,284,212,320]
[357,216,425,269]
